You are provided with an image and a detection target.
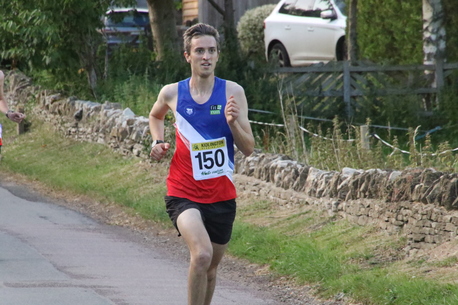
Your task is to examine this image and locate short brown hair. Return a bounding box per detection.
[183,23,220,54]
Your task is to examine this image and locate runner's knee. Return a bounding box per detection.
[191,249,212,271]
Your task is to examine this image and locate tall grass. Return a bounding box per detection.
[270,93,458,172]
[97,70,162,116]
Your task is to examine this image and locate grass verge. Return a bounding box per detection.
[2,115,458,305]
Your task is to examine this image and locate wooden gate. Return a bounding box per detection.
[276,60,458,118]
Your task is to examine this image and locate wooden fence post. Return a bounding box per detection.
[287,114,298,160]
[360,125,370,150]
[343,61,353,118]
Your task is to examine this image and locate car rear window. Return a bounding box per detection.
[107,11,149,27]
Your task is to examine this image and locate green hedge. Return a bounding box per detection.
[357,0,422,64]
[357,0,458,64]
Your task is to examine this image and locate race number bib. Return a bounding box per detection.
[190,137,230,181]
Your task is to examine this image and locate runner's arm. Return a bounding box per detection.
[225,82,254,157]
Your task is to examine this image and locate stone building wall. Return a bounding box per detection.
[6,71,458,255]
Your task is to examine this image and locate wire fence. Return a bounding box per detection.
[248,109,458,157]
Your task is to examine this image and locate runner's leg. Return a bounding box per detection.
[203,242,228,305]
[177,208,213,305]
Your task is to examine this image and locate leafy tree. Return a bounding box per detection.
[237,4,276,61]
[200,0,248,85]
[0,1,58,69]
[0,0,134,95]
[357,0,423,64]
[146,0,180,61]
[443,0,458,62]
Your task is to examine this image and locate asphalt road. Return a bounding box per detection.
[0,181,280,305]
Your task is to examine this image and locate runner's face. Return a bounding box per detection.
[185,35,219,77]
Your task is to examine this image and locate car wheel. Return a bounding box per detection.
[336,37,347,61]
[269,43,291,67]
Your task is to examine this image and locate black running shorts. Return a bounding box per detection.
[164,196,236,245]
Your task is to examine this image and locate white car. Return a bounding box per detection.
[264,0,346,67]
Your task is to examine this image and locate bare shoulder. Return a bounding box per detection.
[158,83,178,103]
[225,80,245,96]
[225,80,246,104]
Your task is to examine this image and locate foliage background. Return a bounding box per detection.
[237,4,277,60]
[443,0,458,62]
[1,0,458,153]
[357,0,458,64]
[356,0,423,64]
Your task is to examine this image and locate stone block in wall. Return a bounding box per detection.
[400,208,413,219]
[431,221,444,231]
[251,153,268,180]
[315,170,336,198]
[291,166,309,192]
[268,155,293,185]
[355,170,371,199]
[414,219,430,230]
[74,109,83,121]
[357,215,369,226]
[274,160,298,189]
[328,172,342,198]
[452,197,458,210]
[251,152,270,180]
[431,209,443,222]
[425,235,435,243]
[441,177,458,210]
[132,144,144,157]
[368,169,391,199]
[102,108,123,121]
[234,149,260,177]
[444,223,456,232]
[412,234,426,242]
[131,129,144,142]
[102,101,122,111]
[340,167,363,200]
[412,184,427,202]
[451,216,458,226]
[433,234,446,244]
[392,220,404,227]
[421,176,444,206]
[388,170,402,181]
[443,215,453,223]
[388,168,423,202]
[420,168,443,186]
[342,201,357,215]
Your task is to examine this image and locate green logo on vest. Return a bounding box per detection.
[210,105,222,115]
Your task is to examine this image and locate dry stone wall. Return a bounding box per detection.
[6,71,458,255]
[235,152,458,254]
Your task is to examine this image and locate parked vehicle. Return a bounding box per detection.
[264,0,346,67]
[99,8,152,49]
